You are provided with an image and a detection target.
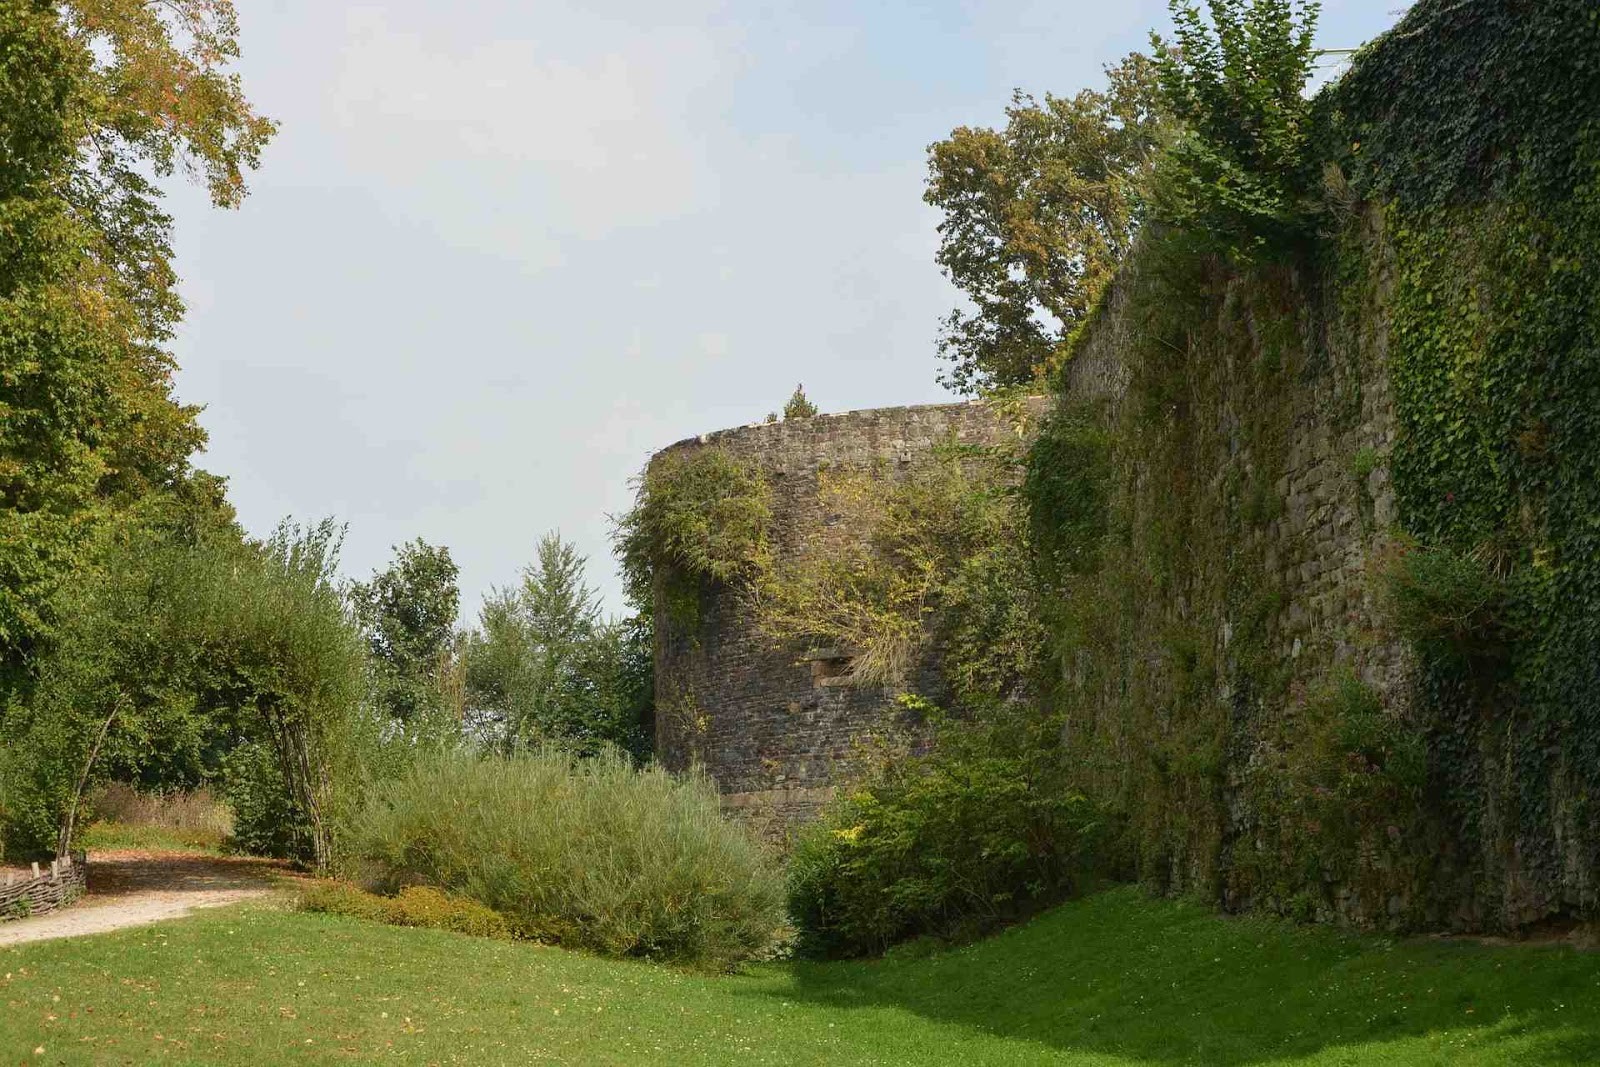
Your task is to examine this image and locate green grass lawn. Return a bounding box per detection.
[4,887,1599,1065]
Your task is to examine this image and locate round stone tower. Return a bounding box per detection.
[649,398,1045,832]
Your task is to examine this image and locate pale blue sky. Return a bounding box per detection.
[166,0,1410,617]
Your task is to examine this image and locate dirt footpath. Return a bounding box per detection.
[0,850,293,947]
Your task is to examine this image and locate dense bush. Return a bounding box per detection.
[788,706,1104,959]
[222,741,313,860]
[300,881,511,940]
[341,748,784,969]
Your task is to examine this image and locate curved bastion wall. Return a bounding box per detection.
[649,399,1044,832]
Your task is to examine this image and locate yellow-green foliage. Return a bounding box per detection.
[299,881,512,940]
[755,444,1041,700]
[341,748,785,969]
[617,446,771,627]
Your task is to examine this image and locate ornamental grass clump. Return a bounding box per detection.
[341,748,785,970]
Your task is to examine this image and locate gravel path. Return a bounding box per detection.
[0,851,293,947]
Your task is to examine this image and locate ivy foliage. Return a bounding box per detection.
[1012,0,1600,929]
[1316,0,1600,211]
[1311,0,1600,924]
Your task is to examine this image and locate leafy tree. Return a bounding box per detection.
[465,534,648,755]
[0,0,273,679]
[0,520,372,869]
[783,384,819,420]
[924,54,1169,394]
[1150,0,1320,255]
[352,539,462,728]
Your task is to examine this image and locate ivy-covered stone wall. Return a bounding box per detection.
[1051,210,1422,927]
[1044,0,1600,933]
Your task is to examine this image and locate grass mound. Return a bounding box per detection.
[6,886,1600,1064]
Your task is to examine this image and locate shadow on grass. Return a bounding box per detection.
[767,887,1600,1065]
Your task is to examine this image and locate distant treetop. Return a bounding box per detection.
[783,385,819,420]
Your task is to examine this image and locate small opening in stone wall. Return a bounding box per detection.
[802,648,856,687]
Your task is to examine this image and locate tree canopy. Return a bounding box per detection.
[924,53,1168,394]
[0,0,274,678]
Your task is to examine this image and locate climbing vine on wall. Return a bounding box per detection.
[616,446,772,631]
[1316,0,1600,925]
[755,441,1043,702]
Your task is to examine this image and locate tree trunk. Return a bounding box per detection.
[261,700,332,873]
[57,695,127,858]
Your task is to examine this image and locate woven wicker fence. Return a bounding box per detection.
[0,852,88,921]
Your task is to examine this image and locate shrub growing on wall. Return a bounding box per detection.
[1150,0,1321,257]
[616,446,772,630]
[756,441,1043,700]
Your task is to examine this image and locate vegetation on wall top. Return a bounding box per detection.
[616,445,773,631]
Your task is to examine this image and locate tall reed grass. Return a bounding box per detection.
[341,749,784,969]
[85,783,234,851]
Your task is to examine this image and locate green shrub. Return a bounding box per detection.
[341,748,785,969]
[222,742,312,861]
[782,384,819,420]
[1150,0,1321,256]
[298,879,391,923]
[299,881,511,939]
[1376,540,1508,656]
[788,707,1104,959]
